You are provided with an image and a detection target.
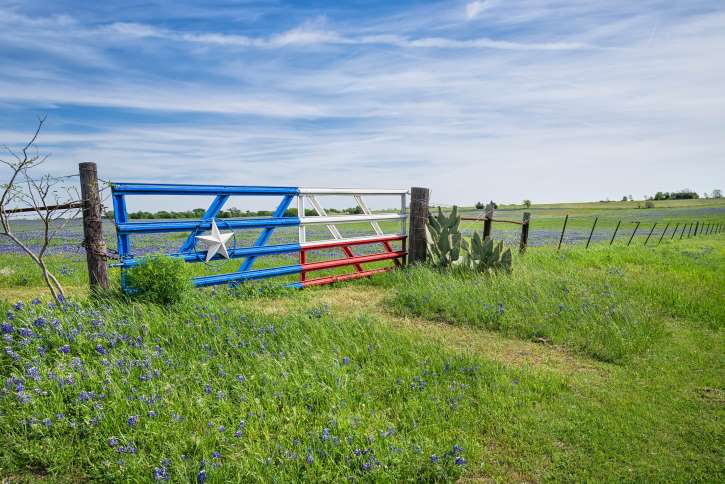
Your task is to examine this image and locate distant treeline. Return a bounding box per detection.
[651,189,701,201]
[104,206,365,219]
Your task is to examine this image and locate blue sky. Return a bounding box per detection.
[1,0,724,210]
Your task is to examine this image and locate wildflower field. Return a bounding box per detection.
[1,201,724,482]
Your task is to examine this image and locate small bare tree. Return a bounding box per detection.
[0,117,82,302]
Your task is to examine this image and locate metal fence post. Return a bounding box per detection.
[558,214,568,250]
[585,216,598,249]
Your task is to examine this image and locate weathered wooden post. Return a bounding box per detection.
[483,204,493,240]
[408,187,430,265]
[557,214,568,250]
[585,216,598,249]
[681,223,688,239]
[79,162,109,290]
[643,222,657,246]
[657,222,670,245]
[610,220,621,245]
[687,223,693,237]
[519,212,530,253]
[693,221,699,236]
[627,221,640,246]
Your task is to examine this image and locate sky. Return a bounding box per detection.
[1,0,724,211]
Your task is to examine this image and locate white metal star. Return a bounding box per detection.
[195,219,234,262]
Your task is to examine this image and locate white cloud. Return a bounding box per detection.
[465,1,488,20]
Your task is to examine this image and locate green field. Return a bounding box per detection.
[1,200,724,482]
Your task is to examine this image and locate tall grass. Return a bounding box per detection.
[382,240,725,362]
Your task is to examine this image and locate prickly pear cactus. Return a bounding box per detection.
[425,206,512,273]
[425,206,463,268]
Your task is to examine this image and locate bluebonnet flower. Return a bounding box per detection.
[27,367,41,381]
[153,466,169,481]
[342,356,350,365]
[79,391,95,401]
[127,415,139,427]
[218,425,225,432]
[321,428,330,441]
[31,298,40,305]
[354,448,362,456]
[430,454,439,463]
[148,410,157,418]
[204,384,212,395]
[17,392,31,404]
[96,344,107,355]
[33,317,46,328]
[452,444,464,455]
[43,418,52,427]
[236,374,245,383]
[55,413,64,420]
[234,430,242,438]
[13,301,24,311]
[497,303,505,315]
[37,346,46,356]
[362,462,371,471]
[19,327,33,338]
[6,311,14,321]
[197,469,207,484]
[5,347,20,362]
[108,437,119,447]
[306,453,314,464]
[455,456,466,465]
[1,322,12,334]
[212,451,221,459]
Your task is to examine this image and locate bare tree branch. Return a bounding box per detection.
[0,116,78,302]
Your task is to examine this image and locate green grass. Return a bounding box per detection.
[1,236,724,482]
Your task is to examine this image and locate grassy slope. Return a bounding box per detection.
[1,237,724,482]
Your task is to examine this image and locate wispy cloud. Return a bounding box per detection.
[0,1,724,207]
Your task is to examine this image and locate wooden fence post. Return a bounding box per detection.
[627,221,640,246]
[694,221,699,236]
[408,187,430,265]
[519,212,530,253]
[79,162,109,290]
[557,214,568,250]
[681,223,688,239]
[643,222,657,246]
[483,205,493,240]
[585,216,598,249]
[610,220,621,245]
[687,223,693,237]
[657,222,670,245]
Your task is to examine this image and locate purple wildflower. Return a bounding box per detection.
[127,415,139,427]
[218,425,225,433]
[96,344,107,355]
[430,454,439,463]
[108,437,119,447]
[212,451,221,459]
[27,367,40,381]
[342,356,350,365]
[306,453,314,464]
[1,322,12,334]
[204,384,212,395]
[19,327,33,338]
[321,428,330,441]
[455,456,466,466]
[33,317,46,328]
[197,469,206,484]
